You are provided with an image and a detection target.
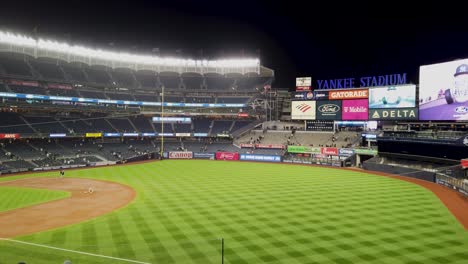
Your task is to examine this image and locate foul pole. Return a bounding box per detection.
[160,85,164,158]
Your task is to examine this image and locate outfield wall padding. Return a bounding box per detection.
[363,163,435,182]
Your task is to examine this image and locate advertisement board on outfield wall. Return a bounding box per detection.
[368,108,418,120]
[353,149,378,155]
[287,145,321,154]
[342,99,369,120]
[193,152,215,159]
[169,152,193,159]
[0,133,20,139]
[291,101,316,120]
[316,100,342,120]
[321,147,339,155]
[339,148,355,156]
[215,152,239,160]
[329,89,368,100]
[240,154,282,162]
[419,58,468,121]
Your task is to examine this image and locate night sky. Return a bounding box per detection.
[1,0,467,88]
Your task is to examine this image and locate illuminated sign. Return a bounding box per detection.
[419,58,468,121]
[296,77,312,87]
[342,99,368,120]
[49,133,66,138]
[368,85,416,109]
[85,133,102,138]
[152,117,192,123]
[123,133,139,137]
[104,133,121,137]
[0,133,20,139]
[291,91,314,100]
[316,100,342,120]
[316,73,406,89]
[291,101,316,120]
[329,89,368,100]
[368,108,418,120]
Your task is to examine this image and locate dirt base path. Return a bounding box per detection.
[0,177,136,238]
[349,168,468,230]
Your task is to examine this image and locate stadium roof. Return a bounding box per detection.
[0,31,273,76]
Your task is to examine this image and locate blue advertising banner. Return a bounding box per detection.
[104,133,121,137]
[193,152,215,159]
[240,154,282,162]
[0,92,245,108]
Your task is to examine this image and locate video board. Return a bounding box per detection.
[419,59,468,120]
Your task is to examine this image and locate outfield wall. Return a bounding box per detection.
[362,163,436,182]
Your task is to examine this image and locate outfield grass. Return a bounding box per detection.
[0,186,69,212]
[1,160,468,263]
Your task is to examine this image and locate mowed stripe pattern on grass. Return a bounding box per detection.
[0,186,69,212]
[1,160,468,264]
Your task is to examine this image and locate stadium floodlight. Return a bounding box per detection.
[0,31,36,47]
[0,30,260,69]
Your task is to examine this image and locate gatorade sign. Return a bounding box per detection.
[329,89,368,100]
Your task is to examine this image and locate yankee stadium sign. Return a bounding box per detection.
[316,73,406,90]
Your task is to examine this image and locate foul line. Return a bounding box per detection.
[0,238,151,264]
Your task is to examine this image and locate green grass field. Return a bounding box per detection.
[1,160,468,264]
[0,186,69,212]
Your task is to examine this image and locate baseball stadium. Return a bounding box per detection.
[0,5,468,264]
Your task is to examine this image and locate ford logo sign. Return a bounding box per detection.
[318,104,340,113]
[455,106,468,113]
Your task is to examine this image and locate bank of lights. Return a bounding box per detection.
[0,31,260,68]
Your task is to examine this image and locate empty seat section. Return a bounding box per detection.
[134,94,159,102]
[231,121,252,132]
[183,76,203,90]
[106,92,133,100]
[107,118,135,133]
[62,64,88,82]
[30,61,65,80]
[0,83,9,92]
[48,87,80,97]
[0,57,32,77]
[135,72,158,88]
[79,90,107,99]
[9,85,46,94]
[164,96,184,103]
[89,118,116,132]
[205,77,234,90]
[159,75,181,89]
[24,116,67,133]
[187,97,215,103]
[173,123,192,133]
[217,97,249,104]
[193,119,211,133]
[85,68,111,85]
[211,121,233,134]
[61,119,93,133]
[0,112,34,133]
[129,116,154,132]
[112,70,136,88]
